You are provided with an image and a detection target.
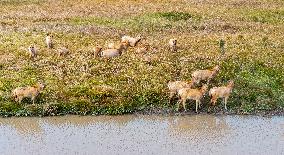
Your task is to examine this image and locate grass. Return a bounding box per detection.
[246,9,284,24]
[0,0,283,116]
[68,11,202,33]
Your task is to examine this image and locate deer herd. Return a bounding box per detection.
[168,65,234,113]
[12,33,234,113]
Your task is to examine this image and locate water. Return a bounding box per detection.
[0,115,283,155]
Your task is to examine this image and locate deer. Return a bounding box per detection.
[167,80,193,103]
[45,33,53,49]
[177,84,208,112]
[57,47,69,56]
[12,83,45,105]
[169,38,177,52]
[191,65,220,84]
[93,46,103,57]
[99,40,129,58]
[121,35,142,47]
[209,80,234,110]
[28,45,37,59]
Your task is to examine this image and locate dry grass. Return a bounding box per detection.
[0,0,283,116]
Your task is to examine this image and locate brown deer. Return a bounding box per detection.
[209,80,234,110]
[177,84,208,112]
[168,80,193,103]
[121,35,142,47]
[192,65,220,84]
[99,41,129,58]
[12,83,45,105]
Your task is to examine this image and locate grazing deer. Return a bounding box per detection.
[99,41,129,58]
[12,83,45,105]
[177,84,208,112]
[169,38,177,52]
[45,34,53,49]
[192,65,220,84]
[168,80,193,103]
[121,35,142,47]
[209,80,234,110]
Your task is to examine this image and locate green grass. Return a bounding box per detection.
[246,10,284,24]
[150,11,199,21]
[0,0,283,116]
[0,0,43,5]
[68,11,202,33]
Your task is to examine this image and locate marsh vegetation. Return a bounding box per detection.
[0,0,283,116]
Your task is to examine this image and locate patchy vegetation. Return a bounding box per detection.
[0,0,283,117]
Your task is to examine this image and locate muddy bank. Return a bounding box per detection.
[0,101,283,117]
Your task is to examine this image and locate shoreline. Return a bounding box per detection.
[0,104,283,117]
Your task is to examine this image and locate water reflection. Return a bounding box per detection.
[168,115,229,132]
[0,117,42,135]
[0,115,283,155]
[44,115,134,128]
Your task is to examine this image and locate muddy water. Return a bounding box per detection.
[0,115,283,155]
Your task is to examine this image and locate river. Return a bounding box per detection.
[0,115,283,155]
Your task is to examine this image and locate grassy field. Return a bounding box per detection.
[0,0,283,116]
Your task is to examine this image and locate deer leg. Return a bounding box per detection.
[210,97,214,105]
[32,96,35,105]
[169,91,175,104]
[18,96,23,104]
[207,79,210,84]
[192,78,199,85]
[14,95,18,102]
[211,96,217,106]
[224,97,228,110]
[176,99,181,111]
[195,100,199,113]
[173,46,177,52]
[182,99,187,112]
[196,79,200,85]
